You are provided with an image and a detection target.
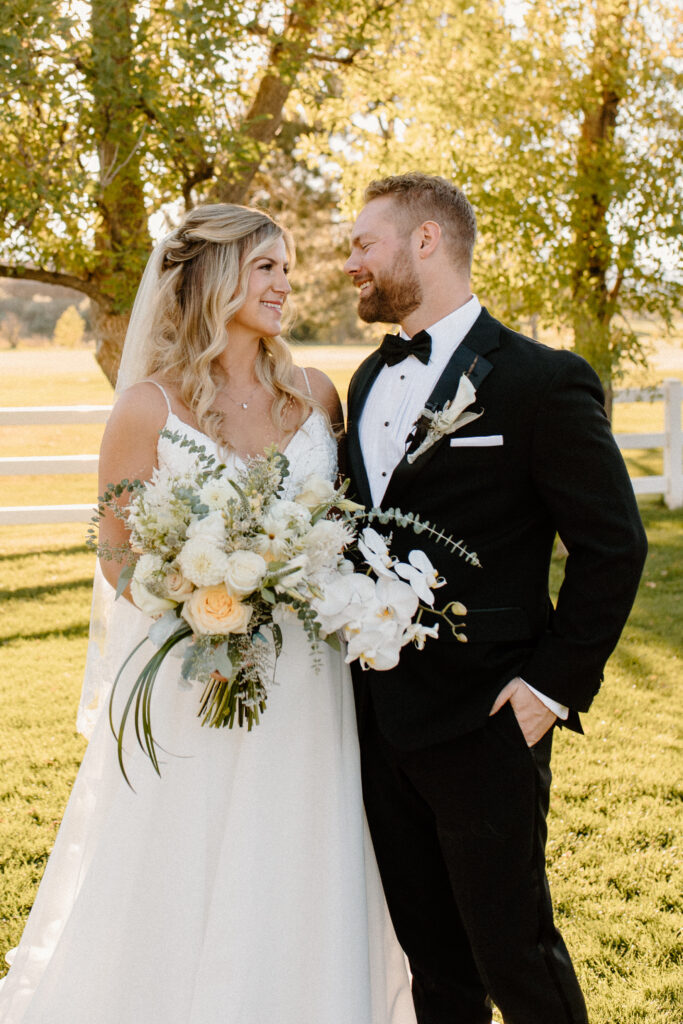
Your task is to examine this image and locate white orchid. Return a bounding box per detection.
[344,627,403,671]
[311,571,377,635]
[371,577,419,627]
[395,549,446,606]
[407,373,482,464]
[357,527,397,579]
[400,621,440,650]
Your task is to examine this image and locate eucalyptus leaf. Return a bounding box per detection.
[115,564,134,600]
[148,609,183,648]
[213,643,234,680]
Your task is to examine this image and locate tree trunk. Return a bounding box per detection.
[570,3,627,420]
[210,0,320,204]
[91,304,131,389]
[88,0,151,382]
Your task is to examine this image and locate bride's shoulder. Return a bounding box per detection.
[102,380,170,446]
[297,367,343,429]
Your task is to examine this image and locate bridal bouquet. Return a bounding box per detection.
[94,429,477,783]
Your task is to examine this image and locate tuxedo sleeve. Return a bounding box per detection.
[519,353,647,711]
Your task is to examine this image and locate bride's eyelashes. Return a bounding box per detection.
[255,261,289,277]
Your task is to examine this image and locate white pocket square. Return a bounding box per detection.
[450,435,504,447]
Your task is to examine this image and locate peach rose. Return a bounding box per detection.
[181,584,253,636]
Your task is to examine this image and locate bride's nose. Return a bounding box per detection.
[274,269,291,295]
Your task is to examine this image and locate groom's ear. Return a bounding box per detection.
[415,220,442,259]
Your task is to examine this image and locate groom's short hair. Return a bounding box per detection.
[364,172,476,273]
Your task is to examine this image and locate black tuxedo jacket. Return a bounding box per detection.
[346,308,648,749]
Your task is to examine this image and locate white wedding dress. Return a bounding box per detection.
[0,405,416,1024]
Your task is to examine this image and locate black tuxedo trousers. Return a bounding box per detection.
[347,311,647,1023]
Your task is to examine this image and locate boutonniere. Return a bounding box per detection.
[407,373,483,464]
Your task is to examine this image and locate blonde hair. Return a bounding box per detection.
[142,203,317,445]
[364,172,477,273]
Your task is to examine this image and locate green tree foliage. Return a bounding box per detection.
[52,304,85,347]
[306,0,683,408]
[0,0,398,381]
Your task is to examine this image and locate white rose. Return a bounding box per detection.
[177,535,231,587]
[187,510,226,544]
[223,550,267,596]
[132,552,164,586]
[130,578,177,617]
[294,474,336,510]
[162,567,194,601]
[268,499,311,530]
[199,477,240,511]
[181,584,253,635]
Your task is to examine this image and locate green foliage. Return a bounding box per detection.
[307,0,683,389]
[52,305,85,348]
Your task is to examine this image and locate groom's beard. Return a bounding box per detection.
[357,250,422,324]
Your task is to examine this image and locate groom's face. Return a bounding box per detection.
[344,197,422,324]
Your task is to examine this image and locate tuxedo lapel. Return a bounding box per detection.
[346,350,384,509]
[383,309,501,503]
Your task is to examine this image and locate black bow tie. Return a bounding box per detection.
[378,329,432,367]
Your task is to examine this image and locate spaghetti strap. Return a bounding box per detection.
[142,378,173,415]
[301,367,312,397]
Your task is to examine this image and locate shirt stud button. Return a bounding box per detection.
[384,421,390,427]
[381,471,387,477]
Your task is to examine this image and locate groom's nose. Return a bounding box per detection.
[344,249,360,276]
[342,246,362,278]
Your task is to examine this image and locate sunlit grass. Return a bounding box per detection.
[0,347,681,1022]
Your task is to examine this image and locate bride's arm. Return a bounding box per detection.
[97,382,168,596]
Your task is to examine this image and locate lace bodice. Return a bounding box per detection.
[158,409,338,494]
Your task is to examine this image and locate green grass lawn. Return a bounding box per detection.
[0,349,682,1022]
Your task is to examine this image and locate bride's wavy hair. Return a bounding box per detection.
[144,203,319,445]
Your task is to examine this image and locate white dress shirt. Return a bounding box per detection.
[360,296,482,506]
[358,295,568,723]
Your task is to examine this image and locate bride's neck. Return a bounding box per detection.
[216,335,262,386]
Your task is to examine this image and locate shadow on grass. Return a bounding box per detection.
[0,544,91,564]
[2,622,90,644]
[0,578,93,603]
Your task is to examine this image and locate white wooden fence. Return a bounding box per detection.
[0,380,681,525]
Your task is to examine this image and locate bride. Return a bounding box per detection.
[0,204,416,1024]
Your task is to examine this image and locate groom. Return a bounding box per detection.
[344,173,647,1024]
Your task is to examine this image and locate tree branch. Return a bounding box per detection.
[0,264,110,307]
[308,48,363,66]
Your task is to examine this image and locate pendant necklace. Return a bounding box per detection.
[225,380,260,411]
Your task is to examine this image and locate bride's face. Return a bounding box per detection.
[228,237,291,342]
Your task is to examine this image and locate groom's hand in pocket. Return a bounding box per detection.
[489,677,557,747]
